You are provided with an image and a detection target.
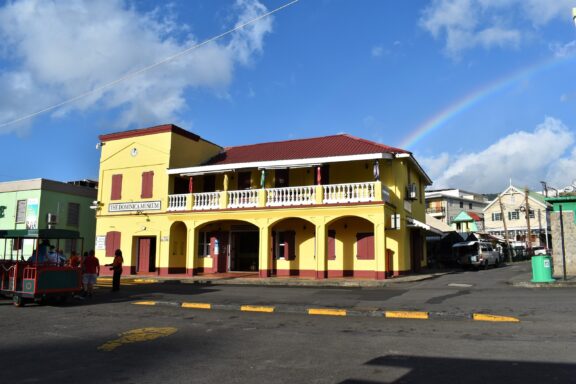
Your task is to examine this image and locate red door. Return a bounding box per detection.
[138,238,151,274]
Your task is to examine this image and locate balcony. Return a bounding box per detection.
[426,207,445,215]
[167,181,379,211]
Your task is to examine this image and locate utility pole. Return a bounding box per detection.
[524,187,532,252]
[499,195,512,263]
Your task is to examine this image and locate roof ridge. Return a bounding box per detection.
[222,133,350,150]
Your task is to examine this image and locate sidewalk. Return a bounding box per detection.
[121,269,451,288]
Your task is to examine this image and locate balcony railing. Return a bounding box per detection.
[266,186,316,207]
[323,182,375,204]
[426,207,445,214]
[192,192,220,210]
[167,181,379,211]
[228,190,258,209]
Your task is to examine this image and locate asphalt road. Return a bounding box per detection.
[2,261,575,384]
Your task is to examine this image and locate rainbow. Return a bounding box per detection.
[399,53,576,150]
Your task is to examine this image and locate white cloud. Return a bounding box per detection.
[420,0,573,58]
[0,0,273,133]
[419,117,575,193]
[371,46,384,57]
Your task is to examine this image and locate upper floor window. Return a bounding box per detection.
[528,209,535,219]
[141,171,154,199]
[67,202,80,227]
[492,212,502,221]
[111,174,123,200]
[16,200,27,223]
[509,211,520,220]
[469,203,472,209]
[459,201,463,208]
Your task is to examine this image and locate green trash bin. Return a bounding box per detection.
[531,255,555,283]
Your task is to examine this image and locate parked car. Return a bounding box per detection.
[452,241,501,269]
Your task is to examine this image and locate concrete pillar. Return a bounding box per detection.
[259,224,271,277]
[316,222,327,279]
[187,224,197,276]
[374,221,386,279]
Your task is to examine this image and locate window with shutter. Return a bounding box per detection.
[105,231,121,257]
[111,174,123,200]
[328,230,336,260]
[141,171,154,198]
[16,200,27,223]
[356,233,374,260]
[67,202,80,226]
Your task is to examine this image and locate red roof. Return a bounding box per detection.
[467,212,483,221]
[205,134,409,165]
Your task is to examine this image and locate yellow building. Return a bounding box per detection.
[94,124,431,279]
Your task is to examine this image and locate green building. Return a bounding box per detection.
[0,179,97,259]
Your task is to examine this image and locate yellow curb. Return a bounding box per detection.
[240,305,275,313]
[308,308,347,316]
[133,279,159,284]
[181,302,211,310]
[385,311,429,320]
[473,313,520,323]
[132,301,157,306]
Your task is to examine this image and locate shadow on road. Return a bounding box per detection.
[340,354,576,383]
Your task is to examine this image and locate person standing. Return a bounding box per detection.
[82,250,100,298]
[106,249,123,292]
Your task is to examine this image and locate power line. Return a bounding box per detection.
[0,0,299,129]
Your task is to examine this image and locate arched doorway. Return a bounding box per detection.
[326,216,376,278]
[197,220,259,273]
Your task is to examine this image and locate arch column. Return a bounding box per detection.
[374,221,386,280]
[315,222,327,279]
[187,223,197,276]
[258,224,271,277]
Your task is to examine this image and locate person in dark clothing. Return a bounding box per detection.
[106,249,123,292]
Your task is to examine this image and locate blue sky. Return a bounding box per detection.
[1,0,575,193]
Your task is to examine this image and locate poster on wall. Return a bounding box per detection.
[25,198,39,229]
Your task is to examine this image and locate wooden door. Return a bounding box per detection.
[138,238,151,273]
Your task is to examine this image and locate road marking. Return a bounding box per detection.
[182,302,211,310]
[448,283,473,287]
[308,308,347,316]
[241,305,275,313]
[473,313,520,323]
[97,327,177,351]
[132,279,159,284]
[133,301,157,306]
[385,311,429,320]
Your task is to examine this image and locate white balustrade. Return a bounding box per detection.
[323,182,376,204]
[168,194,189,211]
[192,192,220,210]
[266,186,316,207]
[228,190,258,208]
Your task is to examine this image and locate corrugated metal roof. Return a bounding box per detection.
[204,134,409,165]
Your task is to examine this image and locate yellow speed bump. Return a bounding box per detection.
[132,301,157,306]
[308,308,347,316]
[385,311,429,320]
[241,305,275,313]
[133,279,159,284]
[473,313,520,323]
[182,302,212,310]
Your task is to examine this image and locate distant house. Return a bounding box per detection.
[425,189,489,226]
[451,211,484,233]
[0,178,98,258]
[483,185,550,248]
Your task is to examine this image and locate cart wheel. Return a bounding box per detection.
[13,295,24,307]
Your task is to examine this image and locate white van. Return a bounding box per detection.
[452,241,501,269]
